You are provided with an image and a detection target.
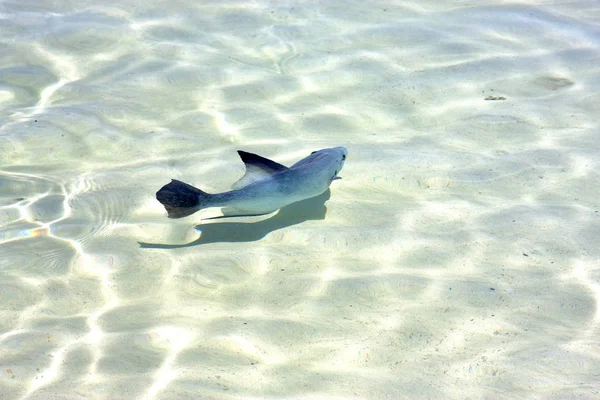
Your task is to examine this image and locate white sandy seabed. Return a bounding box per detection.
[0,0,599,399]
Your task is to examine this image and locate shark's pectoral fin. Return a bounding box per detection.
[232,151,289,189]
[203,207,278,220]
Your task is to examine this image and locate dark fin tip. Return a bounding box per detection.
[236,150,287,172]
[156,179,206,218]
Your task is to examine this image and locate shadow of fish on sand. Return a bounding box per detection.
[138,189,330,249]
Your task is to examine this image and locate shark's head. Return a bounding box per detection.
[309,146,347,182]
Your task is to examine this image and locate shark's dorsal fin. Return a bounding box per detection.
[232,150,288,190]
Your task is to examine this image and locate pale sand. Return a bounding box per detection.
[0,1,599,399]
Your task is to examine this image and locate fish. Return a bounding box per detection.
[156,146,347,219]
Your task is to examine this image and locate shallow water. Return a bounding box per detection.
[1,1,599,399]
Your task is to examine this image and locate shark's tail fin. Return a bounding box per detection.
[156,179,211,219]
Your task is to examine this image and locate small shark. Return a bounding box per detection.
[156,147,347,219]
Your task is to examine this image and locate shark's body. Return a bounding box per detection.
[156,147,347,219]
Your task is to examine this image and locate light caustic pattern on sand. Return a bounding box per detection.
[0,171,116,396]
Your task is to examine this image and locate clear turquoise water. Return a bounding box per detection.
[1,1,599,399]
